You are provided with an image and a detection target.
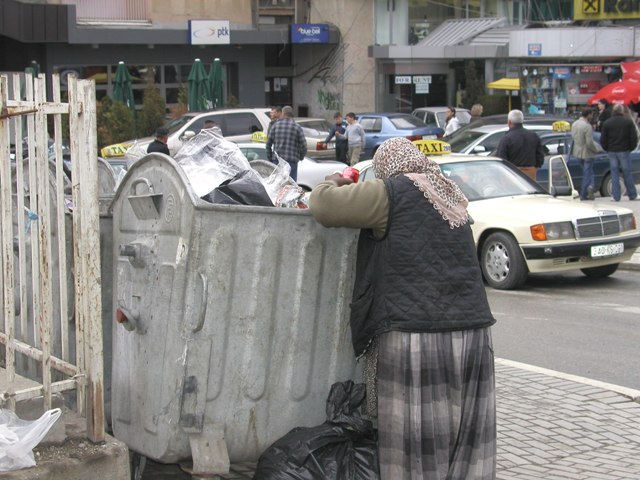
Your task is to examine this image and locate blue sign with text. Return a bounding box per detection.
[528,43,542,56]
[291,24,329,44]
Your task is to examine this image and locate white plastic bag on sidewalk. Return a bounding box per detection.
[0,408,62,472]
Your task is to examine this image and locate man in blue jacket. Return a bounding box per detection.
[600,104,638,201]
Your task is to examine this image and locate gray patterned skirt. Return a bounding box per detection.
[370,328,496,480]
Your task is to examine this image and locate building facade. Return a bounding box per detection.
[2,0,640,120]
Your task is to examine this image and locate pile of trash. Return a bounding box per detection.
[172,129,307,208]
[253,381,379,480]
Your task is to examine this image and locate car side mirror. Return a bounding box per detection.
[473,145,486,153]
[182,130,196,140]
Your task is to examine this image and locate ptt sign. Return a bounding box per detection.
[574,0,640,19]
[189,20,231,45]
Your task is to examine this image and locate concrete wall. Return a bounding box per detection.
[292,1,375,118]
[149,0,253,25]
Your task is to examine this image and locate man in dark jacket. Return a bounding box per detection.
[495,109,545,181]
[147,127,170,155]
[595,99,611,132]
[324,111,348,163]
[600,103,638,201]
[266,106,307,181]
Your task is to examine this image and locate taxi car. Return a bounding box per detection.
[355,149,640,289]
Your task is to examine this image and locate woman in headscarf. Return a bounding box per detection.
[309,137,497,480]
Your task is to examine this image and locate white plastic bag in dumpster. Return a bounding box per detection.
[175,129,258,198]
[0,408,62,472]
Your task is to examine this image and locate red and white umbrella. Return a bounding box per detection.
[587,78,640,105]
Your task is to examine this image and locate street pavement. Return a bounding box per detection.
[145,356,640,480]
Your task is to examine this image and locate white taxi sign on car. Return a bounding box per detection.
[100,143,131,158]
[413,139,451,155]
[552,120,571,132]
[251,131,268,143]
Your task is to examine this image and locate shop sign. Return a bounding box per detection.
[415,83,429,94]
[395,76,412,84]
[291,24,329,44]
[579,80,602,93]
[189,20,231,45]
[413,76,432,84]
[554,67,572,79]
[528,43,542,56]
[580,65,603,73]
[574,0,640,20]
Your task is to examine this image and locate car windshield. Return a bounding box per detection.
[162,116,193,135]
[390,115,427,129]
[447,130,486,152]
[440,160,545,201]
[299,120,331,135]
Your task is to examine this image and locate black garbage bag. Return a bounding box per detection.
[202,170,274,206]
[253,381,379,480]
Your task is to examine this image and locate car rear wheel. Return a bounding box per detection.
[580,263,619,278]
[480,232,528,290]
[601,173,626,198]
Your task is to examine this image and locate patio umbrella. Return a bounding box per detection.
[113,61,136,120]
[587,78,640,106]
[187,58,210,112]
[487,77,520,111]
[208,58,224,108]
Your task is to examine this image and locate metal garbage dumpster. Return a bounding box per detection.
[110,153,360,474]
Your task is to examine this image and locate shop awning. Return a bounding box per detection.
[487,78,520,90]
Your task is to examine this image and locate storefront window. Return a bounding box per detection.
[520,64,622,118]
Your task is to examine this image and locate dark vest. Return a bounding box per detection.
[349,176,495,357]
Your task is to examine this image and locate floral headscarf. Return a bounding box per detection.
[372,137,469,228]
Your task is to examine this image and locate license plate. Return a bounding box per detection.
[590,242,624,258]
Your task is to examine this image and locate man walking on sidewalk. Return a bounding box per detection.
[600,103,638,201]
[266,106,307,181]
[342,112,365,166]
[572,108,599,200]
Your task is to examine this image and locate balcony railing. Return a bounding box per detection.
[59,0,150,23]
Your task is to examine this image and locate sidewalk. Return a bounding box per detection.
[621,247,640,271]
[141,358,640,480]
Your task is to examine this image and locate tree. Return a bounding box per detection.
[461,60,485,109]
[96,96,134,149]
[137,83,166,138]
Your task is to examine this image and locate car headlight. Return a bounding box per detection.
[530,221,575,241]
[619,213,636,232]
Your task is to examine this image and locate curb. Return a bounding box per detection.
[495,358,640,402]
[620,260,640,271]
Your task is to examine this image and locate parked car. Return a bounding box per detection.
[295,117,336,159]
[447,123,555,155]
[356,113,444,159]
[411,107,472,129]
[234,142,345,191]
[354,154,640,290]
[535,131,640,198]
[108,108,272,156]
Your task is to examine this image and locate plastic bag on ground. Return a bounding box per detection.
[253,381,379,480]
[0,408,62,472]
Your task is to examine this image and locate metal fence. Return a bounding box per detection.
[0,73,104,442]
